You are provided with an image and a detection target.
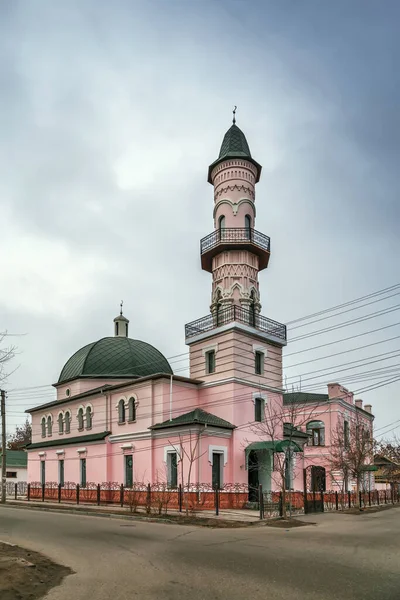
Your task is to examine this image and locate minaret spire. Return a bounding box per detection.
[232,105,237,125]
[113,303,129,337]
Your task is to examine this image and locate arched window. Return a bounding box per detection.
[47,416,52,436]
[249,290,256,327]
[125,323,128,336]
[58,413,64,434]
[77,408,84,431]
[245,214,251,240]
[215,289,222,327]
[128,398,136,422]
[118,399,126,424]
[218,215,226,241]
[65,411,71,434]
[41,417,46,438]
[86,406,92,429]
[306,421,325,446]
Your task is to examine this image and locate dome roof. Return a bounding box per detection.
[58,337,173,384]
[208,123,262,183]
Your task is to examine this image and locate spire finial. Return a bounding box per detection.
[232,105,237,124]
[120,300,123,315]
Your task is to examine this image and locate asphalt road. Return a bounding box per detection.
[0,506,399,600]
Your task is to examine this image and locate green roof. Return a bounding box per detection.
[0,450,27,467]
[245,440,303,456]
[26,431,110,450]
[58,337,172,384]
[208,124,262,183]
[283,392,329,405]
[283,423,310,440]
[150,409,235,430]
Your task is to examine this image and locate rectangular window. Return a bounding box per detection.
[80,458,87,488]
[167,452,178,488]
[206,350,216,374]
[59,460,64,487]
[254,397,264,422]
[6,471,17,478]
[212,453,222,489]
[41,461,46,485]
[344,420,350,448]
[125,455,133,488]
[255,351,264,375]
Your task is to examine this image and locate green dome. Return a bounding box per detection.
[208,124,262,183]
[58,337,172,384]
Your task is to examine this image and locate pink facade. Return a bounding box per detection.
[26,118,374,500]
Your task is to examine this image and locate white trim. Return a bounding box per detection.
[77,447,87,454]
[202,344,219,356]
[55,450,65,455]
[76,405,85,416]
[115,396,128,408]
[120,443,133,450]
[108,430,151,443]
[152,425,233,440]
[252,392,268,404]
[164,445,181,462]
[199,376,284,393]
[38,451,46,457]
[208,445,228,465]
[253,344,267,356]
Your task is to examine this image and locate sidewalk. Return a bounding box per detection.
[4,498,262,523]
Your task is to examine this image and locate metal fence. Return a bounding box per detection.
[11,482,400,519]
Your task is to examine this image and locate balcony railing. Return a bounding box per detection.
[185,304,287,343]
[200,228,270,255]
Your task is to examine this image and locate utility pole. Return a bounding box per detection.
[1,389,6,504]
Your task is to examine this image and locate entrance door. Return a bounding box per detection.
[311,466,326,492]
[248,450,259,502]
[212,453,222,489]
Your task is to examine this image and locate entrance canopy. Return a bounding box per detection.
[245,439,302,460]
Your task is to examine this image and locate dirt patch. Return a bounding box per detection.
[0,542,72,600]
[135,513,259,528]
[264,518,315,528]
[343,504,400,515]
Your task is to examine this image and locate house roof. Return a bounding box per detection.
[283,392,329,405]
[283,423,310,440]
[26,431,111,450]
[150,408,235,431]
[0,450,27,468]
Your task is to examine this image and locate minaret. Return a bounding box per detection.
[185,112,286,388]
[113,302,129,337]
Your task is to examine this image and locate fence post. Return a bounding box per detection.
[27,483,31,502]
[335,491,339,511]
[359,491,362,509]
[14,483,17,500]
[279,492,283,517]
[376,490,379,506]
[321,491,324,512]
[120,484,124,508]
[178,484,183,512]
[97,484,101,506]
[368,490,371,507]
[258,485,264,520]
[146,483,151,513]
[348,491,351,508]
[385,490,387,504]
[215,486,219,516]
[76,484,80,505]
[392,488,395,505]
[42,484,45,502]
[58,483,61,504]
[303,469,308,515]
[312,490,316,513]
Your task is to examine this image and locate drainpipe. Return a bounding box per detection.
[169,374,173,421]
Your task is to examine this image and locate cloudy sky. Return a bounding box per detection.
[1,0,399,438]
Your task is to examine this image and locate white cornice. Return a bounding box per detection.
[108,430,151,443]
[199,376,284,394]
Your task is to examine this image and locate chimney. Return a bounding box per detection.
[364,404,372,413]
[355,399,363,409]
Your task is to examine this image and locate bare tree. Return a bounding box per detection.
[168,428,206,516]
[7,418,32,450]
[249,392,317,519]
[329,412,373,506]
[0,332,17,384]
[374,437,400,491]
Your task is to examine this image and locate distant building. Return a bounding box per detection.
[0,450,28,483]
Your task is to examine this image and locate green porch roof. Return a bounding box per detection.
[150,409,235,430]
[26,431,111,450]
[361,465,378,472]
[245,440,303,457]
[0,450,27,468]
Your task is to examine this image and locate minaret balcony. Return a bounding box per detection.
[185,304,286,346]
[200,228,270,272]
